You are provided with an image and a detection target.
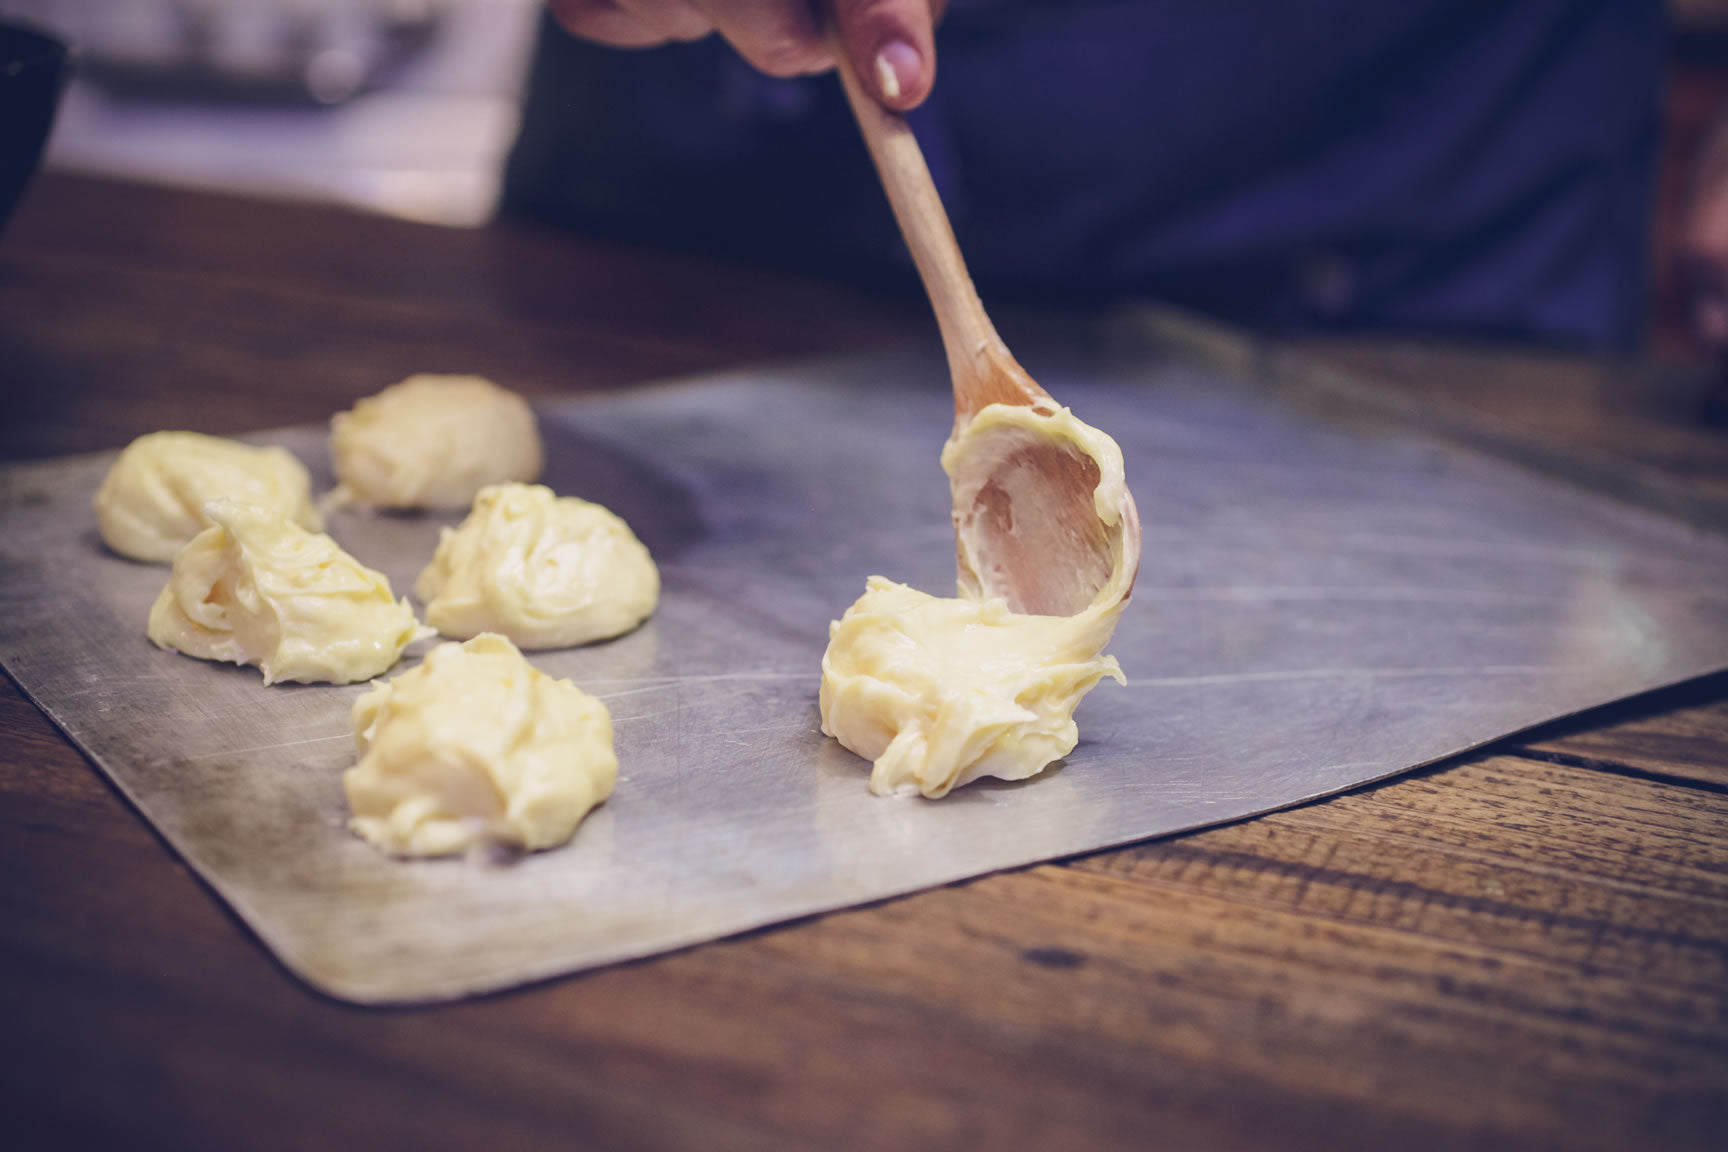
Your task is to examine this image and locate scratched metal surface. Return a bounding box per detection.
[4,342,1728,1004]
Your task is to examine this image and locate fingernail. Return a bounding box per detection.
[873,41,920,103]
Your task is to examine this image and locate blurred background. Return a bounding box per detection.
[4,0,1728,359]
[0,0,539,227]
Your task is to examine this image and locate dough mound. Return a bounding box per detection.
[344,633,617,856]
[94,431,322,563]
[330,374,542,509]
[819,576,1125,799]
[416,483,659,649]
[147,500,423,685]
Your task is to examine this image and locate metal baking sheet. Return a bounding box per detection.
[4,336,1728,1004]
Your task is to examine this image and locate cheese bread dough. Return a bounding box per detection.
[329,374,542,509]
[344,633,617,856]
[820,402,1136,799]
[819,577,1125,798]
[415,482,659,649]
[94,431,322,563]
[147,500,423,685]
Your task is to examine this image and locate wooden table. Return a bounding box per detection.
[3,174,1726,1152]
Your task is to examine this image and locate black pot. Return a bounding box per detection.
[0,22,71,237]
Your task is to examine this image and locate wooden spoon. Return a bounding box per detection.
[830,39,1140,616]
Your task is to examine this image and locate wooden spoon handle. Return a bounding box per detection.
[828,31,1046,417]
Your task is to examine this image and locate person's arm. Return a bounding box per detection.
[545,0,943,109]
[1681,108,1728,422]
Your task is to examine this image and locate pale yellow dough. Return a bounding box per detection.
[147,500,423,685]
[820,402,1134,798]
[344,633,617,856]
[94,431,322,563]
[329,374,542,509]
[416,482,659,649]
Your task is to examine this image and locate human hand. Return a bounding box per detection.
[546,1,945,109]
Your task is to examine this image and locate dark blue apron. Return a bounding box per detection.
[504,0,1663,349]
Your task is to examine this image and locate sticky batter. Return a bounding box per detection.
[344,632,617,856]
[329,374,542,509]
[147,500,423,685]
[94,431,322,563]
[820,402,1135,798]
[416,482,659,649]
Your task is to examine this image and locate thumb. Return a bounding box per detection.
[829,0,941,110]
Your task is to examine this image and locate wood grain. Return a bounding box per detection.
[1515,672,1728,789]
[2,174,1727,1151]
[0,175,918,462]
